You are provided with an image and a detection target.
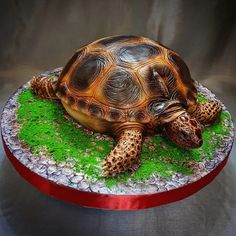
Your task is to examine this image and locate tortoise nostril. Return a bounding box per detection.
[199,139,203,146]
[196,129,202,139]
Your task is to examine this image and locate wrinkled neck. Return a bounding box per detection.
[112,122,144,138]
[157,101,186,124]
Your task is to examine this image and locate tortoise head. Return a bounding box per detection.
[162,111,203,149]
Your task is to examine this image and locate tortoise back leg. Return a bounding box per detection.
[30,75,58,100]
[103,128,143,177]
[191,101,222,125]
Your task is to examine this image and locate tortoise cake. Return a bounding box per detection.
[30,35,222,177]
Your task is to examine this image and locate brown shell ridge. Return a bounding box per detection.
[132,72,150,98]
[58,78,148,110]
[59,88,151,123]
[93,35,143,47]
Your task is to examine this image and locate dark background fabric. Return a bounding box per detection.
[0,0,236,235]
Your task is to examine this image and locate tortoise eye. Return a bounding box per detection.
[195,129,202,139]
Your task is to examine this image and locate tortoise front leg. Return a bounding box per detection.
[191,101,222,125]
[103,128,143,177]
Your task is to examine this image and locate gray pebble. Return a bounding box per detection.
[47,165,57,175]
[62,167,73,176]
[205,161,216,170]
[58,162,66,168]
[57,175,69,185]
[34,164,47,174]
[78,180,90,190]
[70,175,83,184]
[48,160,56,165]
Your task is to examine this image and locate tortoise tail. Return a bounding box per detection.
[30,75,58,100]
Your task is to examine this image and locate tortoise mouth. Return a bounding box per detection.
[167,133,203,149]
[178,137,203,149]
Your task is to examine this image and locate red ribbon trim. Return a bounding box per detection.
[2,138,229,210]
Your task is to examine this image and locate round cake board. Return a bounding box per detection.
[1,68,234,210]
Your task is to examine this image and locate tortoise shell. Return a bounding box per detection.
[55,35,197,130]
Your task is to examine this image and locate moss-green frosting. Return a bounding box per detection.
[17,90,232,187]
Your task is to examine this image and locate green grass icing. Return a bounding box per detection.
[17,89,232,187]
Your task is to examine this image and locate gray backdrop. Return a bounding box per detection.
[0,0,236,235]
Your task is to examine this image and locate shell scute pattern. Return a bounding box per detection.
[77,99,87,109]
[88,103,104,118]
[117,43,161,64]
[58,47,87,85]
[56,35,197,124]
[69,54,107,91]
[102,67,142,108]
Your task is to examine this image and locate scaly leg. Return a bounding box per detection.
[191,101,222,125]
[30,75,58,100]
[103,128,143,177]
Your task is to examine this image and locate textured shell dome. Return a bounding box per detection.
[55,35,197,124]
